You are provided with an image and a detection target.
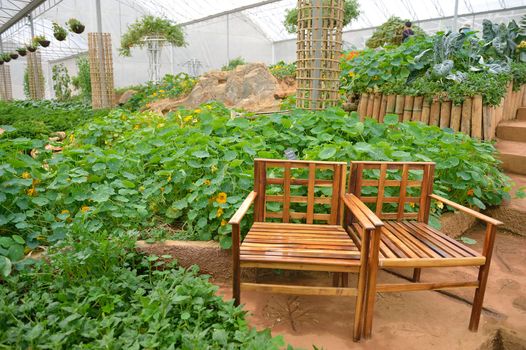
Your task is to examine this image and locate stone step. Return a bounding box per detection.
[496,120,526,142]
[496,139,526,175]
[517,107,526,121]
[486,173,526,236]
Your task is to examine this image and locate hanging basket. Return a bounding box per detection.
[17,48,27,56]
[0,60,4,65]
[39,40,51,47]
[54,32,67,41]
[10,53,18,60]
[27,45,37,52]
[71,24,85,34]
[3,57,11,63]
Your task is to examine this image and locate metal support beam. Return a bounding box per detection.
[0,0,46,35]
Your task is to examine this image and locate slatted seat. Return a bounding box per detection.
[241,222,361,270]
[348,221,485,267]
[346,161,503,340]
[229,159,373,342]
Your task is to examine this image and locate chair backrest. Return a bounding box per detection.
[253,158,347,225]
[347,161,435,222]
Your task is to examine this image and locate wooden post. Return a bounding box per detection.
[471,95,483,139]
[402,95,414,122]
[439,100,452,128]
[429,99,440,126]
[366,93,374,118]
[450,103,462,132]
[395,95,405,116]
[358,93,368,120]
[461,98,472,135]
[372,93,381,121]
[421,99,431,124]
[412,96,423,121]
[232,223,241,305]
[378,94,387,123]
[386,94,396,114]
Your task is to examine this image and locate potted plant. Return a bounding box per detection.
[0,58,4,65]
[27,44,37,52]
[10,52,18,60]
[67,18,85,34]
[33,35,50,47]
[119,15,185,56]
[2,53,11,63]
[518,40,526,62]
[16,47,27,56]
[53,22,68,41]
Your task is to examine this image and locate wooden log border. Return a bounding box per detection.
[357,84,525,140]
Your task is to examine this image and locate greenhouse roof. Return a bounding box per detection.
[0,0,524,61]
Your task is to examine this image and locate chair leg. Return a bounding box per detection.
[353,266,367,341]
[363,227,381,339]
[412,268,421,282]
[469,264,491,331]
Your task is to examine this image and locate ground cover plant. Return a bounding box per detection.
[269,60,296,80]
[0,100,108,139]
[0,103,510,275]
[0,224,287,349]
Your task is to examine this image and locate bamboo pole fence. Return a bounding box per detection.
[88,33,116,109]
[356,83,526,140]
[27,52,45,100]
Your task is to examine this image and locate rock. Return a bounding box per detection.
[148,63,295,113]
[44,144,63,152]
[53,131,66,140]
[118,90,137,105]
[0,128,4,135]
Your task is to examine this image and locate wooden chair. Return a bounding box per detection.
[229,158,374,341]
[345,161,503,339]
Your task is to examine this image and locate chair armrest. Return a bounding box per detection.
[343,194,383,231]
[229,191,258,225]
[429,194,503,226]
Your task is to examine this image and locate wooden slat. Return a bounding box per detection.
[265,211,330,221]
[360,196,420,204]
[282,163,291,223]
[421,99,430,123]
[386,94,396,114]
[306,163,316,224]
[461,98,472,135]
[240,254,360,266]
[430,100,440,126]
[450,103,462,131]
[242,282,358,296]
[395,94,405,116]
[439,100,452,128]
[375,164,387,216]
[366,93,374,117]
[330,164,342,225]
[379,212,418,220]
[372,93,381,120]
[379,94,387,123]
[471,95,483,138]
[266,195,332,204]
[376,281,479,292]
[412,96,423,121]
[379,256,485,267]
[241,261,360,272]
[258,158,346,166]
[266,177,333,187]
[403,95,414,122]
[380,225,419,258]
[358,93,368,119]
[396,164,409,220]
[402,221,467,258]
[385,222,440,258]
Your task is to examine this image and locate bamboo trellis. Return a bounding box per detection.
[88,33,115,109]
[296,0,344,110]
[356,83,526,140]
[27,52,45,100]
[0,65,12,101]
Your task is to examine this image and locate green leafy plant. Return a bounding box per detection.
[26,44,37,52]
[1,53,11,63]
[119,15,185,56]
[33,35,50,47]
[67,18,85,34]
[52,22,68,41]
[16,47,27,56]
[52,64,72,101]
[71,56,92,102]
[269,60,296,80]
[284,0,360,33]
[221,57,246,71]
[482,19,520,60]
[366,16,425,48]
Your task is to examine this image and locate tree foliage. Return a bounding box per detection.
[284,0,360,33]
[366,16,425,48]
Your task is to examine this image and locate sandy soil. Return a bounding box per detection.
[215,226,526,349]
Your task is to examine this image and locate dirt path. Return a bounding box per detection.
[216,226,526,349]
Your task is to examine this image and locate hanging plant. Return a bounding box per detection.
[67,18,85,34]
[33,35,50,47]
[1,53,11,62]
[119,15,185,57]
[16,47,27,56]
[53,22,68,41]
[27,44,37,52]
[10,52,18,60]
[0,59,4,65]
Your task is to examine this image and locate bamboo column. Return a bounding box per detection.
[429,99,440,126]
[412,96,423,121]
[439,100,452,128]
[378,95,387,123]
[372,93,381,120]
[0,65,12,100]
[471,95,483,139]
[461,98,472,135]
[395,95,404,116]
[386,95,396,114]
[88,33,115,109]
[27,52,44,100]
[296,0,344,110]
[358,93,368,119]
[402,96,414,122]
[421,99,431,124]
[450,104,462,131]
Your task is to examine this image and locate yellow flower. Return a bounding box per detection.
[159,89,165,93]
[437,202,444,209]
[216,192,227,204]
[139,186,145,192]
[81,205,90,212]
[134,124,140,130]
[409,202,415,208]
[183,116,193,122]
[348,71,354,77]
[221,219,228,226]
[157,123,165,128]
[21,172,31,179]
[69,134,75,142]
[61,209,70,215]
[32,179,40,186]
[204,179,211,186]
[26,188,37,196]
[216,207,224,217]
[194,109,201,114]
[167,175,172,182]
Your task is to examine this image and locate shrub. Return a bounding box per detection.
[221,57,246,71]
[366,16,426,48]
[284,0,360,33]
[269,60,296,80]
[52,64,72,101]
[71,56,92,102]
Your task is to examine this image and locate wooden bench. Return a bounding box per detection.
[229,158,373,341]
[346,161,503,339]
